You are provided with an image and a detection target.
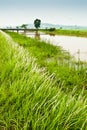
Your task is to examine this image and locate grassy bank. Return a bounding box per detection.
[0,31,87,129]
[6,31,87,93]
[42,29,87,37]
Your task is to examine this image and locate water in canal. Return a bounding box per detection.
[21,31,87,62]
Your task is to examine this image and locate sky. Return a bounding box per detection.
[0,0,87,27]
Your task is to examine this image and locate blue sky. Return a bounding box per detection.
[0,0,87,26]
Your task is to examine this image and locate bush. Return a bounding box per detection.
[49,28,56,31]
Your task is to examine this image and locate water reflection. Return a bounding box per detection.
[49,33,55,36]
[35,31,40,40]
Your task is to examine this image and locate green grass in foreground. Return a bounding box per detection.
[6,31,87,93]
[0,31,87,130]
[42,29,87,37]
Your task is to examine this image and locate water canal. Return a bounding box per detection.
[20,31,87,62]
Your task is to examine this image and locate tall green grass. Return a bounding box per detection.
[6,31,87,93]
[0,31,87,129]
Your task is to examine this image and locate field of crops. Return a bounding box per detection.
[0,31,87,130]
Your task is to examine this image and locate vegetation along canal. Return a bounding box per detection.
[25,32,87,62]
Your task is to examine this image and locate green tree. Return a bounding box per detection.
[21,24,28,29]
[34,19,41,29]
[16,26,19,33]
[16,26,19,29]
